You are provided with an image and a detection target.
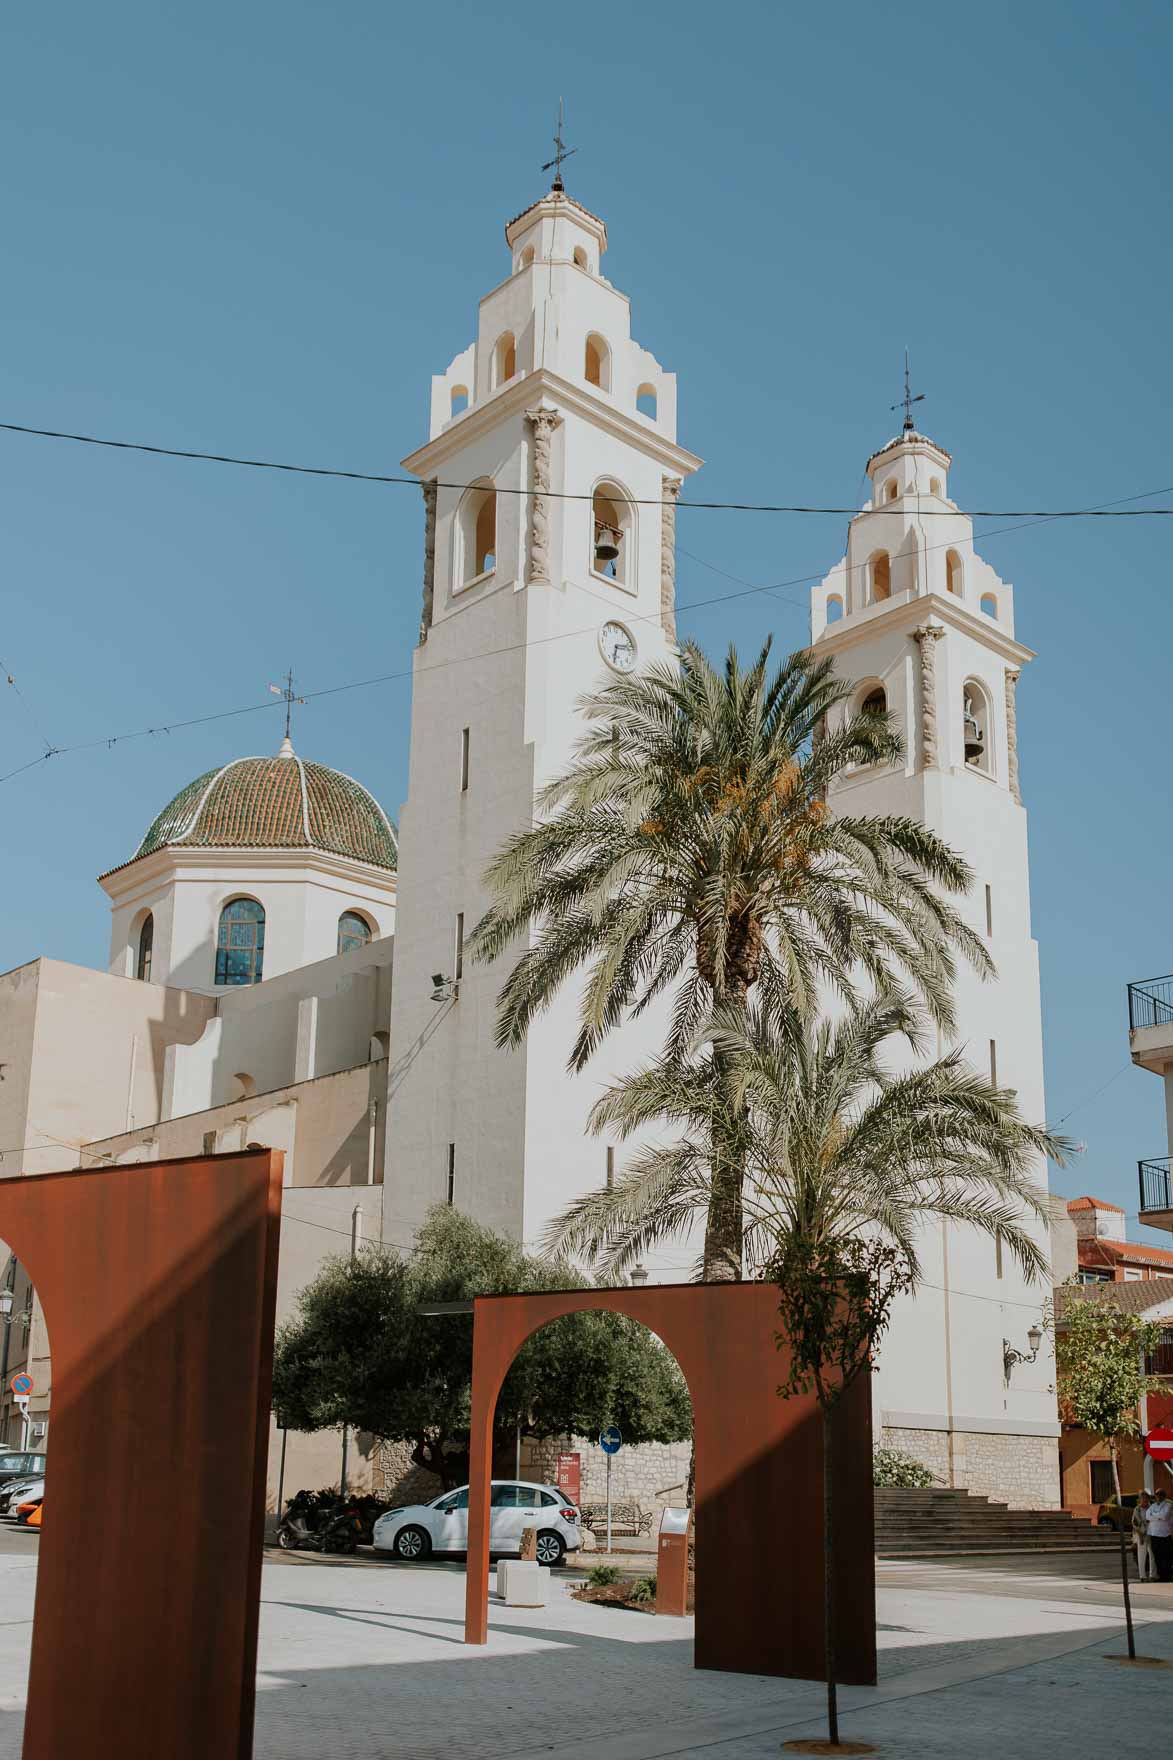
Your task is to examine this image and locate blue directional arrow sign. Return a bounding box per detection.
[599,1424,622,1455]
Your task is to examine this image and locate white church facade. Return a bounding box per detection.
[0,177,1058,1508]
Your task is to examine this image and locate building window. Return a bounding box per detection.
[458,482,497,585]
[136,913,154,983]
[592,483,632,584]
[215,898,265,987]
[454,912,465,982]
[995,1231,1003,1280]
[446,1143,455,1206]
[929,476,942,496]
[946,549,963,596]
[860,684,887,720]
[573,245,589,270]
[963,682,991,773]
[980,593,998,618]
[989,1039,998,1086]
[606,1146,615,1189]
[450,384,469,417]
[492,332,516,388]
[338,911,372,955]
[870,551,891,602]
[985,884,993,936]
[518,245,534,270]
[1078,1268,1112,1285]
[1089,1460,1115,1503]
[825,595,844,624]
[636,383,657,420]
[460,726,470,792]
[584,333,611,391]
[885,478,898,502]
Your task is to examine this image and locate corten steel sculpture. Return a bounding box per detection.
[0,1148,283,1760]
[464,1282,876,1682]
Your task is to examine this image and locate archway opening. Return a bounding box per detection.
[585,333,611,391]
[870,550,891,602]
[946,549,963,597]
[592,484,631,583]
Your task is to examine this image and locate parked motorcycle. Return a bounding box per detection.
[276,1490,362,1555]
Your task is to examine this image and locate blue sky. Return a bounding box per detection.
[2,2,1170,1231]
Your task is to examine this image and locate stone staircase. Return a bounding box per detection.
[875,1487,1122,1557]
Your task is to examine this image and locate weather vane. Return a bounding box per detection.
[541,97,577,191]
[891,348,925,433]
[268,668,305,744]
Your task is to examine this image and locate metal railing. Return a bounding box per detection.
[1146,1334,1173,1378]
[1128,974,1173,1030]
[1139,1157,1172,1215]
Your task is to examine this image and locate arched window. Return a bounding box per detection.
[338,910,372,954]
[929,477,942,496]
[450,384,469,417]
[493,331,516,388]
[458,482,497,584]
[233,1073,256,1100]
[585,333,611,390]
[885,478,899,502]
[825,595,844,624]
[215,898,265,987]
[946,549,963,597]
[636,383,657,420]
[963,683,991,773]
[860,685,887,720]
[592,483,632,584]
[980,593,998,619]
[369,1030,390,1062]
[135,912,154,983]
[519,245,534,270]
[870,551,891,602]
[573,245,589,270]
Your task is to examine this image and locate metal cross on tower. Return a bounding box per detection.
[541,97,577,191]
[268,668,304,744]
[891,348,925,433]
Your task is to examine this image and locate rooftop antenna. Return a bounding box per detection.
[891,348,925,433]
[541,97,577,191]
[268,668,304,751]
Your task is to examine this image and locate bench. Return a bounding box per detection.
[580,1500,654,1539]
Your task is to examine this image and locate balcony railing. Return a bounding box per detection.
[1145,1334,1173,1377]
[1139,1157,1172,1216]
[1128,974,1173,1030]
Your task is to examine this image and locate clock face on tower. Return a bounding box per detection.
[599,620,637,674]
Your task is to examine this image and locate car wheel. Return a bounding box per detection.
[535,1530,566,1568]
[394,1525,431,1562]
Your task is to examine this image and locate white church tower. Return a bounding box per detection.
[811,414,1060,1507]
[388,177,701,1252]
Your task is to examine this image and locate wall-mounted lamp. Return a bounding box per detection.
[0,1289,30,1330]
[1003,1323,1043,1378]
[430,973,459,1004]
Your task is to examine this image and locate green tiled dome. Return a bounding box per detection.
[131,749,397,871]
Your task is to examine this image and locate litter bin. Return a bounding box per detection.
[656,1505,691,1616]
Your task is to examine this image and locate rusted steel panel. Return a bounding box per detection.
[464,1283,875,1684]
[0,1148,283,1760]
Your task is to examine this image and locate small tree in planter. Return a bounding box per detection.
[773,1236,914,1753]
[1054,1292,1163,1660]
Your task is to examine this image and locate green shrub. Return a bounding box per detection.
[628,1574,657,1604]
[872,1448,935,1488]
[587,1564,622,1587]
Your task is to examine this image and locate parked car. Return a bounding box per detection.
[0,1475,45,1517]
[1097,1492,1140,1531]
[0,1453,44,1488]
[372,1480,581,1567]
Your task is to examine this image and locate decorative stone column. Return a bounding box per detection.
[1004,668,1022,802]
[418,478,437,644]
[524,407,562,584]
[660,476,682,642]
[911,624,944,768]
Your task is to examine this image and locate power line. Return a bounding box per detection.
[1,418,1171,518]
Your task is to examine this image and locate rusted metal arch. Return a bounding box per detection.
[0,1149,283,1760]
[464,1282,876,1683]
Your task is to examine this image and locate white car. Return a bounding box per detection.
[372,1479,581,1567]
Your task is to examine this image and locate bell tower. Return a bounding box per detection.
[811,421,1060,1506]
[387,179,701,1251]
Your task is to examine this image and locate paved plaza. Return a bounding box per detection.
[0,1532,1168,1757]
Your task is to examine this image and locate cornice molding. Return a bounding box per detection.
[402,369,703,481]
[99,843,399,899]
[814,592,1035,668]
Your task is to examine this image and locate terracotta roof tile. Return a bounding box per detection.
[1055,1276,1173,1318]
[1068,1195,1125,1213]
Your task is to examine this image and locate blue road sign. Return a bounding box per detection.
[599,1425,622,1455]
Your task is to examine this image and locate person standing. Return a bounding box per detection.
[1146,1485,1173,1583]
[1132,1491,1154,1582]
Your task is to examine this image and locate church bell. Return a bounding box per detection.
[963,711,984,763]
[594,522,620,566]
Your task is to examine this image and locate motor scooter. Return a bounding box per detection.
[276,1490,361,1554]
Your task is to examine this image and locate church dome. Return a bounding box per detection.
[126,745,398,873]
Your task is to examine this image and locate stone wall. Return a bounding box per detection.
[371,1439,443,1506]
[522,1436,692,1512]
[882,1426,1059,1510]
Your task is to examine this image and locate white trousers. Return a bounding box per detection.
[1135,1536,1155,1579]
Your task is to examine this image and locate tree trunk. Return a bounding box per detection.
[822,1400,839,1745]
[701,995,750,1281]
[1111,1440,1136,1660]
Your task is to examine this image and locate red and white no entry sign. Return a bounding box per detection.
[1144,1425,1173,1461]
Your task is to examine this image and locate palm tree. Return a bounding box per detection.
[471,639,991,1278]
[543,993,1068,1283]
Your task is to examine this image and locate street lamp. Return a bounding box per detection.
[1003,1323,1043,1378]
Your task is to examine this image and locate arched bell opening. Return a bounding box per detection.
[963,681,992,774]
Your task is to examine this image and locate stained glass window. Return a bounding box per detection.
[337,910,372,955]
[215,898,265,986]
